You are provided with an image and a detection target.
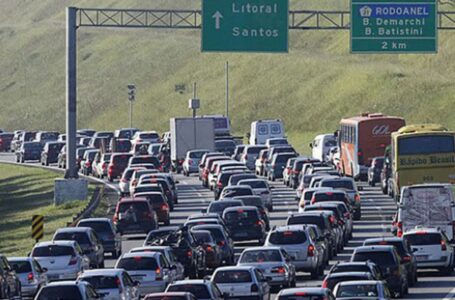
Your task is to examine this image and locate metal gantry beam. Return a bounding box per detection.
[77,8,455,30]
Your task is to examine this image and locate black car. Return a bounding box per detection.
[368,156,384,186]
[0,255,21,299]
[232,195,270,231]
[222,206,266,244]
[215,139,236,156]
[206,199,245,216]
[214,171,243,199]
[113,198,159,235]
[363,237,418,286]
[351,245,409,298]
[144,227,207,278]
[41,141,65,165]
[77,218,122,258]
[322,272,374,290]
[16,141,42,163]
[228,173,258,186]
[191,224,235,265]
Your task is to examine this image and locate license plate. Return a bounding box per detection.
[416,255,428,261]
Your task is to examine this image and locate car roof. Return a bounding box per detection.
[149,227,180,233]
[78,217,111,223]
[403,227,442,235]
[354,245,395,253]
[170,279,210,285]
[8,257,33,262]
[241,246,282,252]
[336,280,382,286]
[131,246,171,251]
[34,240,77,247]
[364,237,404,244]
[237,179,266,183]
[79,268,124,277]
[223,206,258,213]
[147,292,194,296]
[55,227,92,233]
[273,225,308,232]
[215,266,256,272]
[335,261,375,267]
[121,252,160,258]
[326,272,372,278]
[45,280,87,287]
[278,287,330,296]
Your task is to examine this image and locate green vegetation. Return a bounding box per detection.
[0,164,94,256]
[1,0,455,153]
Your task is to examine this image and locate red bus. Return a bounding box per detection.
[339,113,405,180]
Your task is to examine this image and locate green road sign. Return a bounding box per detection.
[351,0,437,53]
[202,0,289,53]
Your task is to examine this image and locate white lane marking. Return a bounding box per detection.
[443,287,455,300]
[366,196,388,233]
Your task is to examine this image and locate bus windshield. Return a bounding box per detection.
[398,135,455,155]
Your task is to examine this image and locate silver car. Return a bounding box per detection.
[35,280,99,300]
[8,257,48,297]
[211,266,270,300]
[265,225,323,279]
[237,179,273,211]
[183,149,210,176]
[241,145,267,170]
[333,280,392,300]
[31,241,89,281]
[78,268,140,300]
[115,252,173,296]
[237,247,296,289]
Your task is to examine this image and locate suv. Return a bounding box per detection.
[191,224,235,266]
[403,227,455,275]
[351,245,409,297]
[77,218,122,259]
[222,206,266,244]
[108,153,134,182]
[0,255,22,299]
[8,257,48,298]
[16,141,42,163]
[134,192,171,225]
[363,237,418,286]
[41,141,65,165]
[53,227,105,268]
[183,149,210,176]
[268,153,298,181]
[113,198,159,235]
[368,156,384,186]
[241,145,267,170]
[265,225,323,279]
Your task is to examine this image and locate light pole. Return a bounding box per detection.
[127,84,136,128]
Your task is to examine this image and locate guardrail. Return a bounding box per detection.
[69,186,105,226]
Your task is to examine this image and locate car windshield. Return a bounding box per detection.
[167,284,210,299]
[78,221,112,233]
[240,250,282,263]
[240,181,267,189]
[336,284,378,298]
[213,270,252,283]
[81,276,118,289]
[32,245,75,257]
[37,286,83,300]
[54,232,90,246]
[404,233,442,245]
[117,257,158,270]
[353,251,396,265]
[9,261,32,273]
[269,231,307,245]
[278,296,327,300]
[320,180,354,190]
[314,192,345,201]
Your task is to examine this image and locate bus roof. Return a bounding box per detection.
[340,113,404,124]
[396,124,449,135]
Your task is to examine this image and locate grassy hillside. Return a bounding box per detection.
[0,0,454,153]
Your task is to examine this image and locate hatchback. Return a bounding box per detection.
[35,280,100,300]
[0,255,23,299]
[255,149,269,176]
[144,292,197,300]
[219,185,254,200]
[334,280,391,300]
[237,246,296,290]
[319,177,362,220]
[222,206,266,244]
[31,241,89,281]
[268,152,298,181]
[9,256,48,298]
[115,252,173,295]
[237,179,273,211]
[134,192,171,225]
[191,225,235,266]
[92,152,112,179]
[166,280,224,300]
[78,269,140,300]
[191,230,223,269]
[212,266,270,300]
[322,272,375,291]
[0,132,14,151]
[276,287,335,300]
[53,227,104,268]
[77,218,122,258]
[206,199,244,216]
[328,261,383,280]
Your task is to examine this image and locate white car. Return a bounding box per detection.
[119,167,146,196]
[78,269,140,300]
[131,131,161,145]
[333,280,391,300]
[166,280,224,300]
[211,266,270,300]
[182,149,210,176]
[115,252,174,296]
[35,280,99,300]
[237,179,273,211]
[31,241,89,281]
[128,246,185,280]
[9,257,48,298]
[403,227,455,274]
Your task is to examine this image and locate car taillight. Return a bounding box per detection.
[402,255,411,262]
[120,178,128,183]
[143,212,152,219]
[187,250,193,257]
[287,168,291,174]
[271,266,286,274]
[321,279,328,288]
[441,239,447,251]
[251,283,259,293]
[102,162,107,170]
[299,201,305,208]
[116,277,123,293]
[255,220,264,227]
[307,244,315,257]
[161,203,169,211]
[131,179,137,187]
[108,165,114,175]
[217,241,225,247]
[206,245,213,252]
[155,268,162,280]
[113,214,118,223]
[329,216,336,224]
[355,194,360,202]
[344,212,351,218]
[397,221,403,237]
[217,182,223,188]
[272,164,276,169]
[85,161,91,167]
[68,256,78,265]
[244,154,248,160]
[311,196,316,204]
[27,272,34,282]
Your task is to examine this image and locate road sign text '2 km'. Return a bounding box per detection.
[202,0,289,53]
[351,0,437,53]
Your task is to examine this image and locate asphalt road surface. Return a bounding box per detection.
[2,153,455,299]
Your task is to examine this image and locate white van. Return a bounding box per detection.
[397,184,455,241]
[310,134,337,162]
[249,120,285,145]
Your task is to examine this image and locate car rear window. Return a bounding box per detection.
[117,257,158,271]
[288,216,326,230]
[54,232,91,246]
[404,233,442,245]
[278,296,326,300]
[276,154,296,163]
[192,231,215,244]
[239,198,263,207]
[32,245,75,257]
[336,284,378,297]
[247,147,264,154]
[353,251,396,265]
[224,210,259,225]
[213,270,252,283]
[241,181,267,189]
[364,240,407,256]
[314,192,345,202]
[327,276,369,289]
[167,284,210,299]
[115,140,132,152]
[216,141,236,148]
[269,231,307,245]
[240,250,282,263]
[81,276,119,289]
[118,202,150,213]
[78,221,112,233]
[113,154,132,164]
[230,175,257,185]
[222,188,252,197]
[320,180,354,190]
[37,286,83,299]
[193,227,224,243]
[9,261,32,273]
[145,296,187,300]
[208,201,242,213]
[331,265,370,274]
[189,151,206,159]
[140,133,159,139]
[303,191,317,201]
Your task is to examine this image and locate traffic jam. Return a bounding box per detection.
[1,113,454,300]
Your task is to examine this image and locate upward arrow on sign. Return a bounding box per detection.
[212,11,223,29]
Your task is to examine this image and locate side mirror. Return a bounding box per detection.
[175,180,180,184]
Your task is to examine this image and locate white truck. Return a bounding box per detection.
[397,184,455,241]
[170,118,215,173]
[249,119,285,145]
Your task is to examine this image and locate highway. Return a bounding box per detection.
[1,153,455,299]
